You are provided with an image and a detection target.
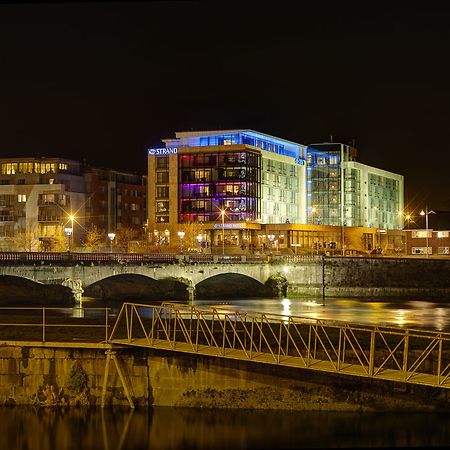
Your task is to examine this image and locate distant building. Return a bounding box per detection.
[0,157,146,251]
[147,129,404,253]
[84,166,147,235]
[405,229,450,256]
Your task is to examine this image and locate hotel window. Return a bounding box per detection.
[438,247,449,254]
[411,230,432,238]
[156,172,169,184]
[156,156,169,169]
[18,194,27,202]
[156,186,169,198]
[156,201,169,213]
[437,231,449,238]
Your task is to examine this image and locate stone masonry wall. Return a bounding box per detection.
[2,344,450,412]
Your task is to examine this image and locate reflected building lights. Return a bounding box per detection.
[393,309,408,327]
[281,298,291,318]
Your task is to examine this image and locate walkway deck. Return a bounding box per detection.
[109,302,450,390]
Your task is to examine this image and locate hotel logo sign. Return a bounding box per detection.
[148,147,178,156]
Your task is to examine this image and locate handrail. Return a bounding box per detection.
[0,251,321,264]
[108,302,450,389]
[0,306,111,343]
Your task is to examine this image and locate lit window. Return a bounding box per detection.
[437,231,449,238]
[18,194,27,202]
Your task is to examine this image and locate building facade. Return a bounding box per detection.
[147,129,404,254]
[0,157,146,251]
[307,143,404,230]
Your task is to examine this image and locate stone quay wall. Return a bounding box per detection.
[2,343,450,412]
[287,257,450,299]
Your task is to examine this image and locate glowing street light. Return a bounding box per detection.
[268,234,275,256]
[64,226,73,252]
[420,207,436,257]
[220,209,226,255]
[196,233,203,253]
[69,214,75,248]
[177,231,185,254]
[108,232,116,253]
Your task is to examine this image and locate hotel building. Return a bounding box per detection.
[147,129,404,254]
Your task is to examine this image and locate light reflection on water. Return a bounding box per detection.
[191,297,450,331]
[3,406,450,450]
[77,296,450,332]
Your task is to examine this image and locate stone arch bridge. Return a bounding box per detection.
[0,253,323,302]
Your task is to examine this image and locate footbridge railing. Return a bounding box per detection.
[109,302,450,389]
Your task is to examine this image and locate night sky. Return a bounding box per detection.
[1,1,450,217]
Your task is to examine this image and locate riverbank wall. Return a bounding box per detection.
[286,256,450,299]
[1,343,450,411]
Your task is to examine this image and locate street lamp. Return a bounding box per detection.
[64,227,73,252]
[177,231,185,254]
[69,214,75,248]
[220,209,226,255]
[420,207,436,257]
[268,234,275,256]
[196,233,203,253]
[108,232,116,253]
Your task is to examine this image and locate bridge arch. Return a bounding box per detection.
[195,273,270,300]
[84,273,190,301]
[0,275,73,305]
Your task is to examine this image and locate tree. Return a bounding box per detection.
[83,225,105,252]
[115,226,139,251]
[13,228,39,252]
[51,226,69,252]
[180,221,205,252]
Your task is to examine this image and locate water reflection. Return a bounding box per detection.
[192,297,450,331]
[3,406,450,449]
[76,295,450,332]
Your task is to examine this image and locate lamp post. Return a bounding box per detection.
[220,209,226,255]
[64,227,73,252]
[420,206,436,257]
[196,233,203,253]
[108,232,116,253]
[69,214,75,249]
[268,234,275,256]
[177,231,185,254]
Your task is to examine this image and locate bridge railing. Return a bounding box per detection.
[108,302,450,389]
[0,252,314,264]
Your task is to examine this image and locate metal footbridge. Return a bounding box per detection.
[109,302,450,390]
[3,301,450,409]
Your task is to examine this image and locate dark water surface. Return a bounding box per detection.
[23,296,448,449]
[3,406,450,449]
[80,296,450,331]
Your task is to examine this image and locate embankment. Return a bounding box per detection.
[1,343,450,411]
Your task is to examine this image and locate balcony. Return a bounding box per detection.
[0,215,16,222]
[38,215,63,222]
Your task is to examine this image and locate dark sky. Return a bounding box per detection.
[1,1,450,214]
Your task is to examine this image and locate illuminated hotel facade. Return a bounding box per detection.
[147,129,404,254]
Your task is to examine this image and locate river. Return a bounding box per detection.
[6,295,450,449]
[80,295,450,331]
[3,405,450,449]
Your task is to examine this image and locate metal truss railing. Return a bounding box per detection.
[109,302,450,389]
